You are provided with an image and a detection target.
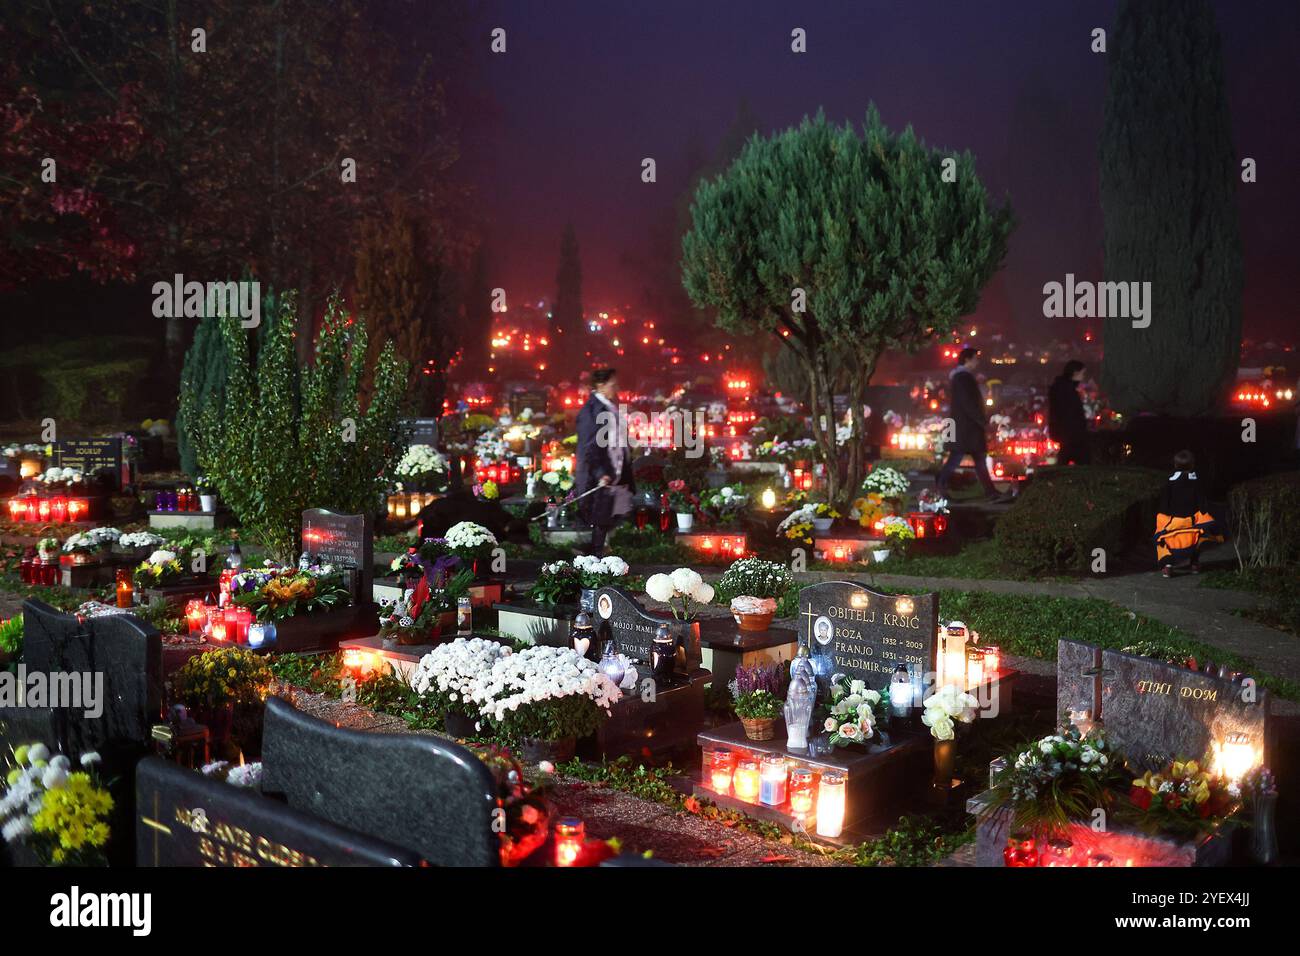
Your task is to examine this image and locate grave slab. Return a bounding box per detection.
[260,696,500,866]
[136,758,422,867]
[695,720,931,831]
[697,617,798,689]
[493,599,576,647]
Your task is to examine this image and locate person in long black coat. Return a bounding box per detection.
[1048,360,1091,465]
[936,347,1007,501]
[575,367,636,552]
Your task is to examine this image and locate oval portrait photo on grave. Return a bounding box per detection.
[597,593,614,620]
[814,615,834,646]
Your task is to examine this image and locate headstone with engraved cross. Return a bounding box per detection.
[1056,639,1269,772]
[798,581,937,697]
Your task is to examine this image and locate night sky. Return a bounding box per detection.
[465,0,1299,339]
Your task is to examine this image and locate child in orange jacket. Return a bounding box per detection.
[1154,450,1223,577]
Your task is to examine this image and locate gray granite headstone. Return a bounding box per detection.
[1056,639,1269,771]
[798,581,938,694]
[260,697,499,866]
[0,599,161,757]
[302,508,373,601]
[136,758,422,867]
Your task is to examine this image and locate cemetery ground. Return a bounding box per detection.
[1,450,1295,874]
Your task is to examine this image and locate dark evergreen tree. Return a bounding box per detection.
[176,316,228,476]
[1099,0,1242,416]
[683,109,1012,504]
[552,224,583,372]
[176,283,280,476]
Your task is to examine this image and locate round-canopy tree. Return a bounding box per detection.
[682,109,1013,504]
[1099,0,1242,417]
[187,292,409,563]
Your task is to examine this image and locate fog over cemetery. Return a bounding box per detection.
[2,0,1298,900]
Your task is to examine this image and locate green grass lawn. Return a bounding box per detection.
[1200,565,1300,637]
[927,588,1300,700]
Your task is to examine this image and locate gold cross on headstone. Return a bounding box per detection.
[800,602,817,644]
[140,790,173,867]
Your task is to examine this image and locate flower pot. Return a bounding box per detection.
[520,735,576,765]
[731,596,777,632]
[199,493,217,513]
[579,588,597,613]
[675,512,694,531]
[872,549,891,564]
[443,711,479,738]
[741,717,776,741]
[545,505,560,529]
[812,517,833,533]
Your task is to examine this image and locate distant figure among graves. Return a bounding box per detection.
[576,367,635,552]
[1154,449,1223,577]
[1048,360,1091,465]
[936,347,1012,503]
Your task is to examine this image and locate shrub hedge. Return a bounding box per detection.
[1228,470,1300,568]
[994,466,1166,573]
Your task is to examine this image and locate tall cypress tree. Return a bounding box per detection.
[553,224,583,371]
[176,316,230,476]
[1099,0,1242,416]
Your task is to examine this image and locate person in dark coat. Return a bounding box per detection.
[1048,360,1091,465]
[575,367,636,552]
[1154,449,1223,577]
[936,348,1009,501]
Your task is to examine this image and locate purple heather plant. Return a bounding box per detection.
[732,662,784,697]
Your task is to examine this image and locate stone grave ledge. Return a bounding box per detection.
[494,599,576,648]
[695,719,931,842]
[147,510,217,531]
[964,790,1238,867]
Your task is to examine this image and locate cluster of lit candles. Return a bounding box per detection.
[785,467,815,491]
[685,534,746,557]
[18,551,59,585]
[152,489,201,512]
[709,751,847,838]
[386,492,439,521]
[6,495,89,524]
[184,597,277,648]
[937,621,1000,690]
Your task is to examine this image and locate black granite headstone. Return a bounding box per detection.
[798,581,937,694]
[302,508,373,600]
[1057,639,1269,771]
[135,758,422,867]
[0,599,161,757]
[593,586,664,665]
[260,697,499,867]
[401,418,440,446]
[54,437,126,490]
